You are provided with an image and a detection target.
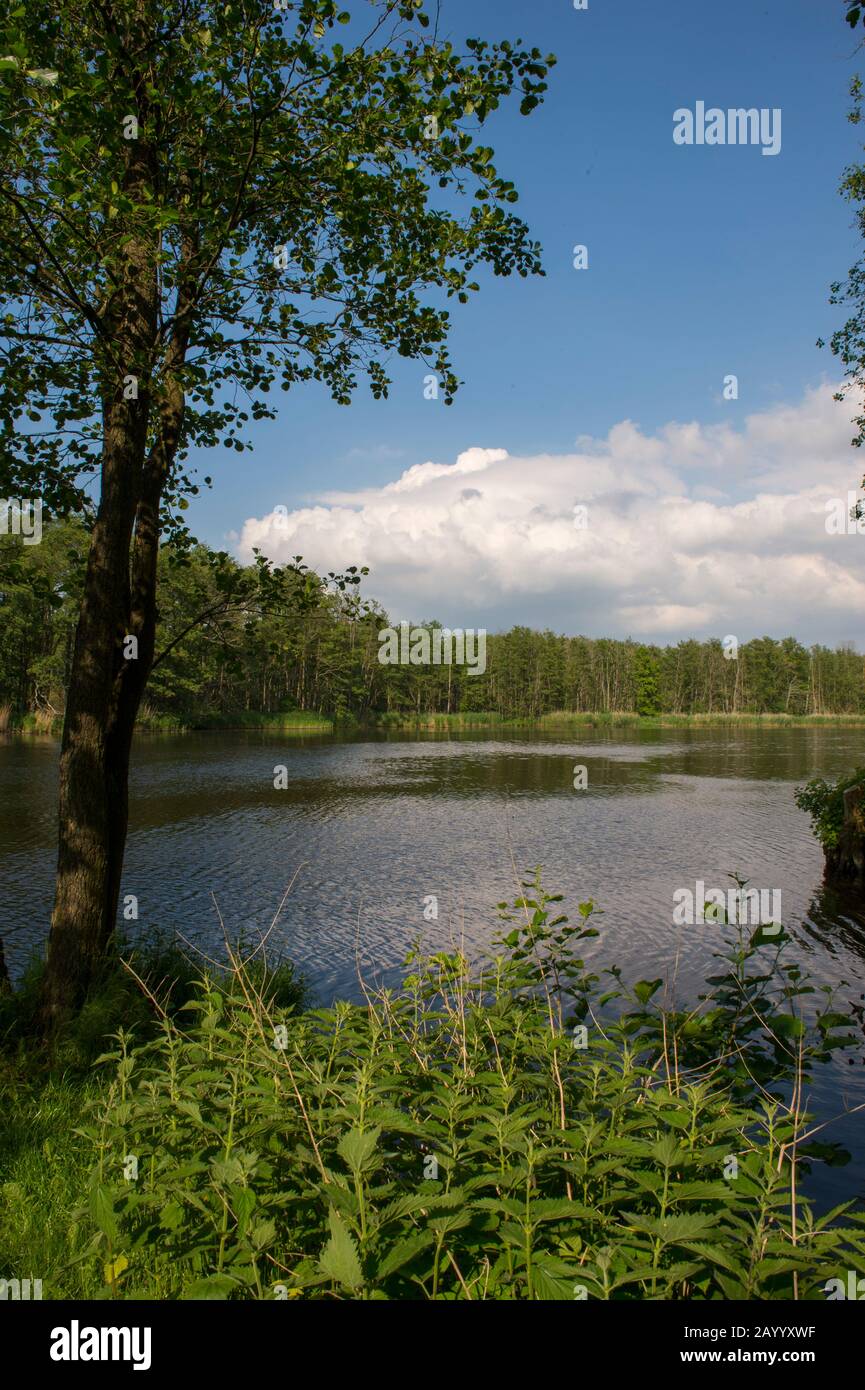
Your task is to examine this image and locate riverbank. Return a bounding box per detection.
[6,708,865,738]
[2,709,337,737]
[1,879,863,1300]
[374,710,865,731]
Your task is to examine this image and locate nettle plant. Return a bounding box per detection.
[621,874,858,1104]
[491,867,603,1029]
[71,874,865,1300]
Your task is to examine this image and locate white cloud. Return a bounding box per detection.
[236,384,865,644]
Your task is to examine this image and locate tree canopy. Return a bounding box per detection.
[0,0,553,529]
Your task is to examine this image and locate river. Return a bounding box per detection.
[3,725,865,1207]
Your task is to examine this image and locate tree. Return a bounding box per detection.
[820,4,865,458]
[0,0,554,1021]
[0,516,88,719]
[633,645,661,717]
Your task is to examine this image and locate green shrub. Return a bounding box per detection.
[0,928,310,1073]
[64,875,865,1300]
[794,767,865,849]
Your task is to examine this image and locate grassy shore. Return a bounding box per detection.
[0,931,310,1298]
[1,709,336,736]
[139,709,335,733]
[370,710,865,731]
[2,879,864,1300]
[539,710,865,729]
[6,708,865,739]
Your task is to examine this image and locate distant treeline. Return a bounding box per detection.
[1,519,862,725]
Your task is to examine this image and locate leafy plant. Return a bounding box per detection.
[58,876,865,1300]
[794,768,865,849]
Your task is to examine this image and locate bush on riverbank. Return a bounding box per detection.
[2,875,864,1300]
[0,928,310,1073]
[796,768,865,887]
[0,932,310,1293]
[795,768,865,850]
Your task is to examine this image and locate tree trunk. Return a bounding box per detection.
[824,783,865,888]
[41,398,149,1023]
[40,380,183,1026]
[39,57,166,1025]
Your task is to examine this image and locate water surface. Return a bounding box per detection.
[3,725,865,1207]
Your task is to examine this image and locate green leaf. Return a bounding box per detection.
[375,1231,434,1280]
[318,1208,364,1291]
[530,1198,590,1224]
[634,979,663,1005]
[233,1186,256,1234]
[337,1126,381,1174]
[772,1013,806,1039]
[532,1262,576,1300]
[159,1200,185,1231]
[183,1275,238,1300]
[249,1219,277,1251]
[89,1185,118,1243]
[621,1211,717,1244]
[818,1012,853,1031]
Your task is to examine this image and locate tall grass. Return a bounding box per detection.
[374,710,865,731]
[131,709,335,733]
[375,711,506,730]
[194,710,333,731]
[135,701,185,732]
[538,710,865,728]
[538,710,642,728]
[17,708,58,735]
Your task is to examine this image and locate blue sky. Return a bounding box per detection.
[194,0,865,644]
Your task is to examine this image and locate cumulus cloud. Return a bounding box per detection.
[236,385,865,645]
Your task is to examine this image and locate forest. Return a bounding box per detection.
[2,516,863,726]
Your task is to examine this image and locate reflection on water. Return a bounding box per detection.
[2,724,865,1209]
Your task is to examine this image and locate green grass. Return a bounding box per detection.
[11,711,61,736]
[0,932,311,1296]
[368,710,865,731]
[0,926,310,1073]
[134,709,334,733]
[8,708,865,740]
[372,710,507,729]
[191,710,333,732]
[0,1066,98,1296]
[537,710,865,728]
